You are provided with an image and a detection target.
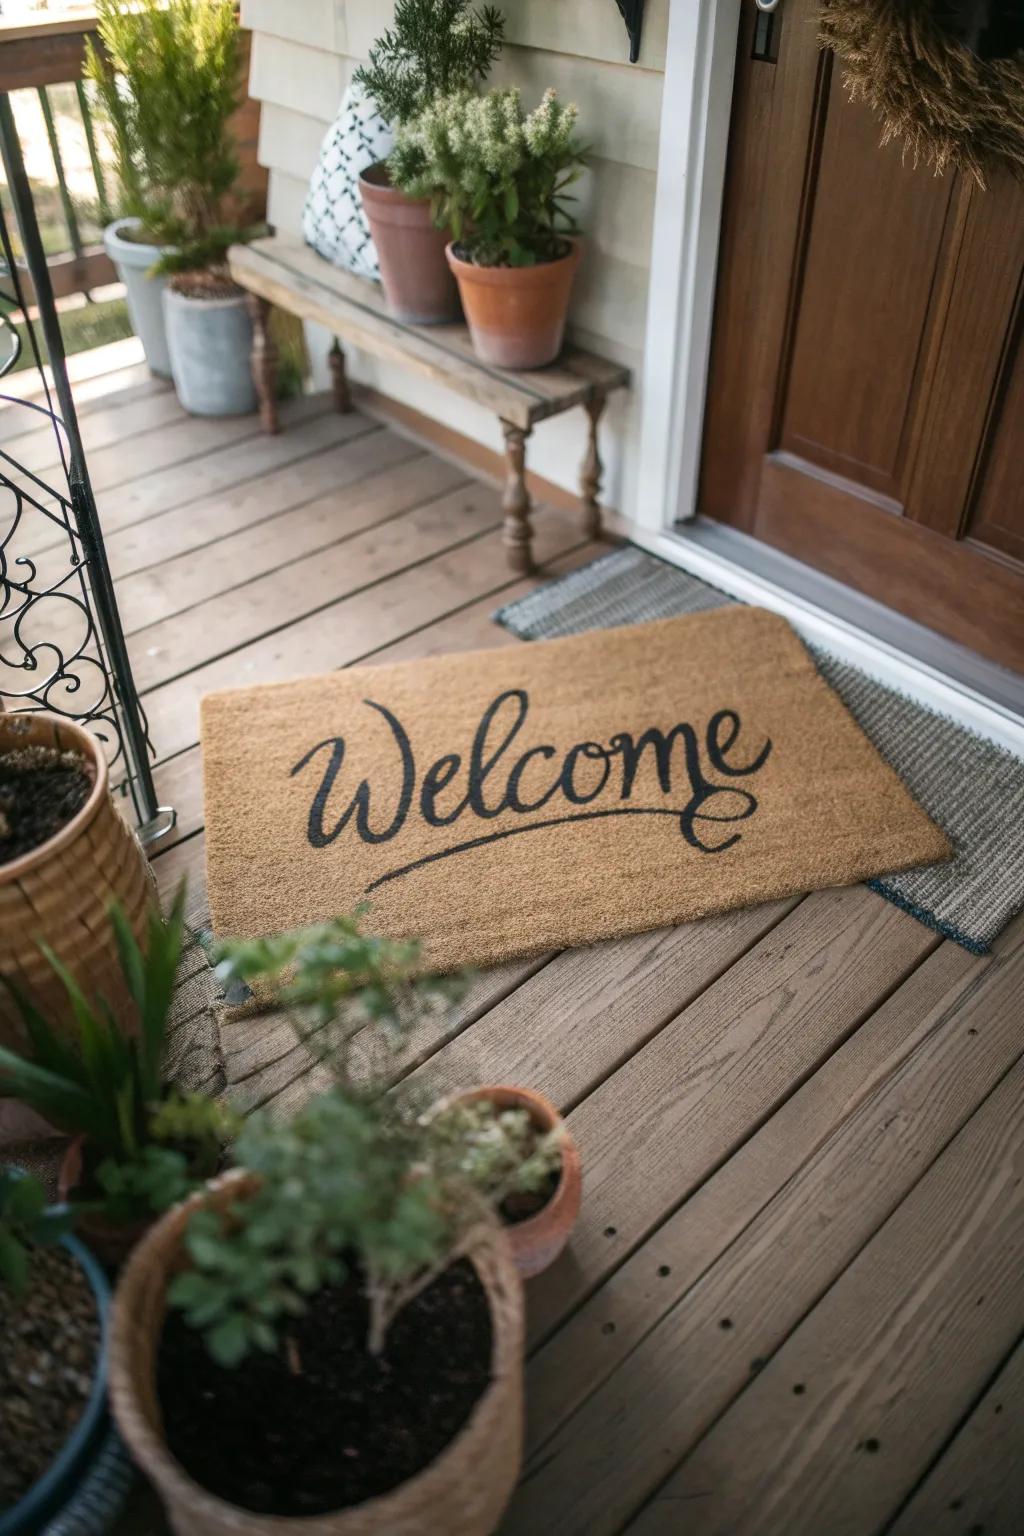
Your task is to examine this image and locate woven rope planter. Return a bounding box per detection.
[108,1171,525,1536]
[820,0,1024,186]
[0,712,156,1050]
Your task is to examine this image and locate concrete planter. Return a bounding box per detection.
[103,217,174,377]
[163,286,256,418]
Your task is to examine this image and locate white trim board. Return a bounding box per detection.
[635,0,741,531]
[599,510,1024,757]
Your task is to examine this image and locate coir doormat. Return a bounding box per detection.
[200,608,950,971]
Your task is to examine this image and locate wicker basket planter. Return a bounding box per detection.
[453,1086,582,1278]
[108,1171,525,1536]
[0,712,156,1051]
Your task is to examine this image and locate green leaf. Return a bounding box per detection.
[0,1045,105,1140]
[207,1314,251,1369]
[0,976,86,1086]
[0,1228,29,1296]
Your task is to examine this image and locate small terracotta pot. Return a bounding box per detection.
[445,241,581,369]
[359,164,460,325]
[454,1085,582,1278]
[58,1134,152,1271]
[109,1170,525,1536]
[0,711,157,1052]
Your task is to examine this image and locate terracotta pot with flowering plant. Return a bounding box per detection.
[389,87,588,367]
[107,909,573,1534]
[354,0,506,323]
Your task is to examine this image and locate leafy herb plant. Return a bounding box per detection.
[0,888,239,1224]
[84,0,248,274]
[353,0,505,127]
[389,87,587,265]
[211,908,467,1090]
[171,908,555,1367]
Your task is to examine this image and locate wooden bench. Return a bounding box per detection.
[228,235,630,573]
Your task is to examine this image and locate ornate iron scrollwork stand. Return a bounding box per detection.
[0,94,173,844]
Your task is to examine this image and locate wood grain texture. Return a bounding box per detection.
[885,1337,1024,1536]
[228,237,630,430]
[522,930,983,1460]
[629,1052,1024,1536]
[509,918,1023,1535]
[524,886,938,1347]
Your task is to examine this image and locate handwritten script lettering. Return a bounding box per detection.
[290,689,772,890]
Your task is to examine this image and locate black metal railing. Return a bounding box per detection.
[0,87,172,843]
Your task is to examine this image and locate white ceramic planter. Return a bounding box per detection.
[103,217,174,377]
[163,286,256,417]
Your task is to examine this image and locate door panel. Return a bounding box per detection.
[779,67,955,498]
[700,0,1024,673]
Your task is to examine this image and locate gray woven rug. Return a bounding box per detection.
[495,545,1024,954]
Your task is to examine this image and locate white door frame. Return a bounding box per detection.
[634,0,742,534]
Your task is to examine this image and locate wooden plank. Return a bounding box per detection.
[625,1052,1024,1536]
[885,1338,1024,1536]
[408,901,800,1113]
[524,886,939,1346]
[510,919,1023,1534]
[102,409,375,580]
[147,541,602,850]
[521,936,981,1456]
[0,383,185,478]
[22,394,333,558]
[138,497,585,763]
[54,438,454,648]
[128,477,505,692]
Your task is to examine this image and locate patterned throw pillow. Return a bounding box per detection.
[302,84,393,280]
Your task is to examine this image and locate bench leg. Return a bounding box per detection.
[501,421,534,575]
[580,391,606,540]
[329,339,353,413]
[247,294,279,434]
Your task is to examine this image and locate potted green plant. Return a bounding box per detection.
[105,909,577,1532]
[390,87,588,367]
[0,1169,113,1535]
[86,0,256,412]
[214,913,580,1276]
[430,1087,581,1277]
[354,0,505,322]
[0,711,155,1056]
[108,1090,526,1532]
[0,888,240,1268]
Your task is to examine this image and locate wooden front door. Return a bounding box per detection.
[700,0,1024,673]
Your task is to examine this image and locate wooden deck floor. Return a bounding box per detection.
[12,355,1023,1534]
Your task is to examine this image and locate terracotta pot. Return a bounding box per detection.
[0,712,157,1052]
[454,1086,582,1278]
[359,164,460,325]
[109,1170,525,1536]
[58,1134,152,1271]
[445,241,581,369]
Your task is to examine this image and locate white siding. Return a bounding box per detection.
[240,0,666,519]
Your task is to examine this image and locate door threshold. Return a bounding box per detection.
[619,516,1024,755]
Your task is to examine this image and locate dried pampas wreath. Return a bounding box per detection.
[819,0,1024,186]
